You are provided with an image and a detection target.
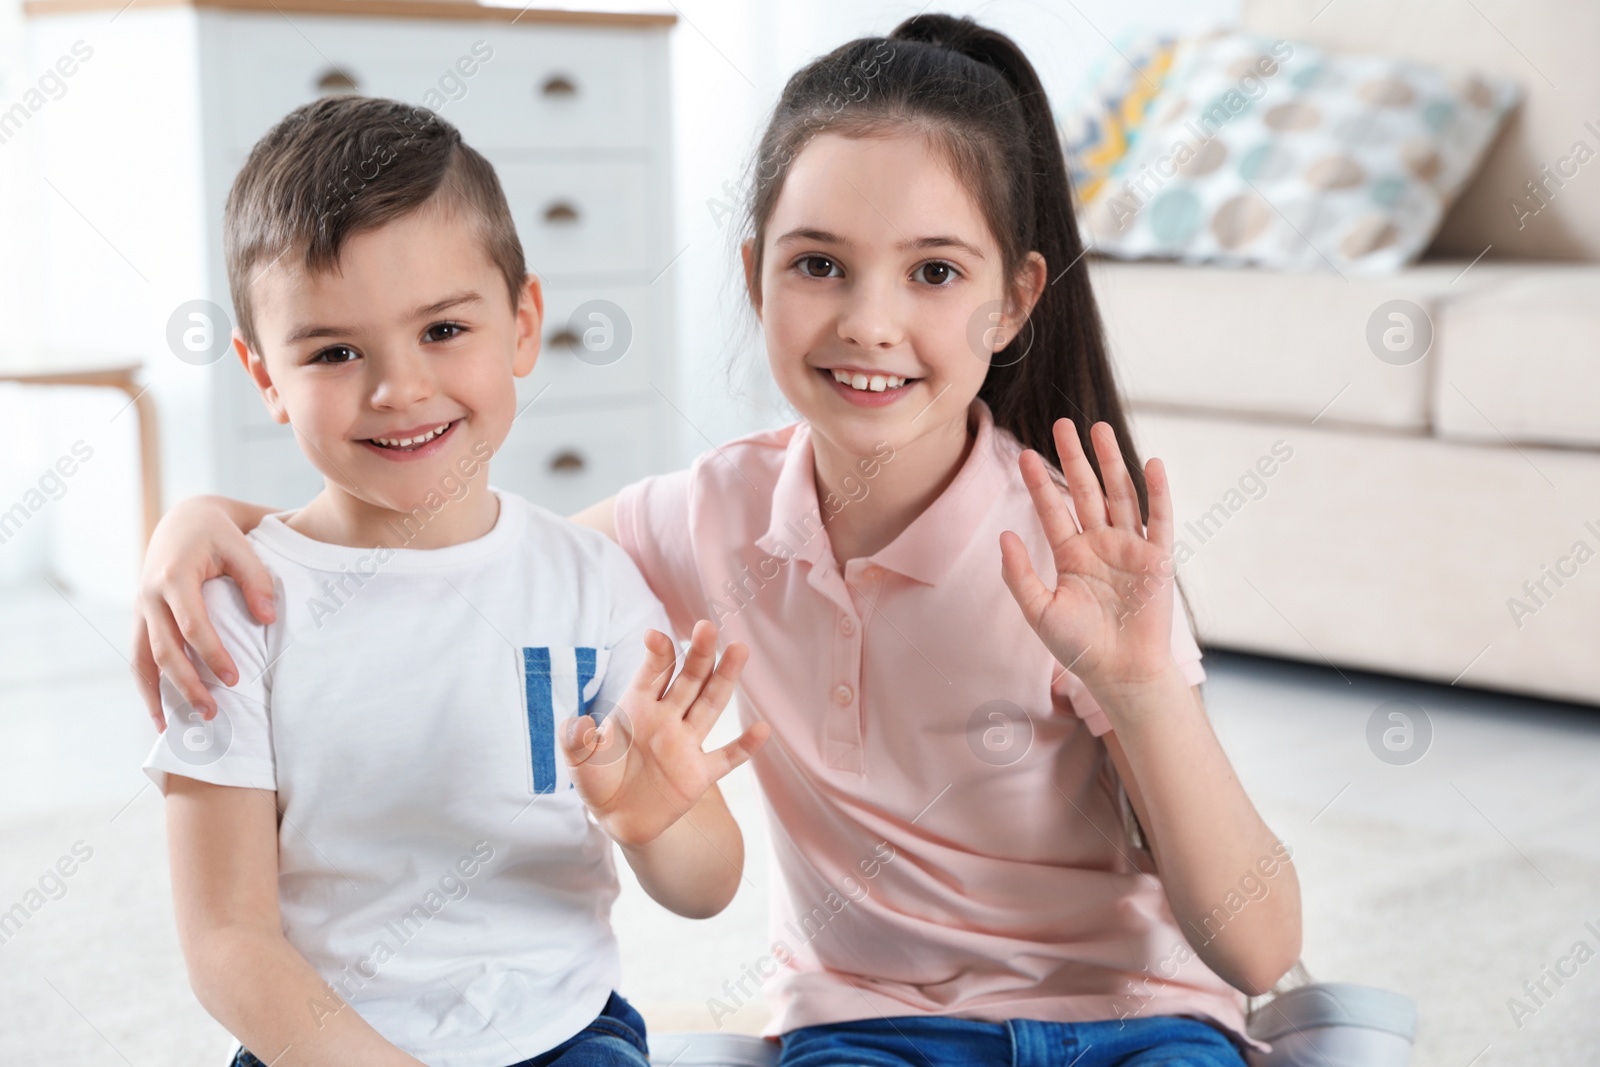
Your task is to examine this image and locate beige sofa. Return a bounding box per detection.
[1101,0,1600,707]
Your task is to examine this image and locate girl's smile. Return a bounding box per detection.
[818,365,919,407]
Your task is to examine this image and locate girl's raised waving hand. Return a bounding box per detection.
[999,417,1182,709]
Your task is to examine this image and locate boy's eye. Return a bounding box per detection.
[797,255,841,279]
[425,322,466,343]
[310,345,359,365]
[913,261,959,286]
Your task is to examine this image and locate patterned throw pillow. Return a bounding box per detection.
[1078,30,1520,273]
[1058,33,1179,208]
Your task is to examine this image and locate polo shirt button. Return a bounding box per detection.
[840,617,856,636]
[863,564,884,582]
[833,684,854,705]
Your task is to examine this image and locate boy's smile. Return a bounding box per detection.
[234,199,541,547]
[363,419,458,455]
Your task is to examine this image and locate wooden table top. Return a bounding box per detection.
[0,360,144,387]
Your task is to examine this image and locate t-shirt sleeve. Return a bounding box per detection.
[1051,581,1208,738]
[142,576,278,795]
[613,469,707,643]
[595,538,676,716]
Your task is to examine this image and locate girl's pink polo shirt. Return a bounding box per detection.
[614,400,1252,1047]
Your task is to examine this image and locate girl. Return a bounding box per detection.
[134,15,1299,1066]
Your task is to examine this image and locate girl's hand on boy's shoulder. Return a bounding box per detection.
[559,621,769,849]
[999,418,1182,703]
[134,495,279,729]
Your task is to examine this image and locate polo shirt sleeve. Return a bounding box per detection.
[1051,581,1208,737]
[143,576,277,795]
[614,468,709,644]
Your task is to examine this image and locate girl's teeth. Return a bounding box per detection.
[831,370,908,392]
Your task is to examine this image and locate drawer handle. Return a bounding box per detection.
[540,74,578,98]
[549,449,586,474]
[315,68,360,93]
[547,329,582,350]
[543,202,580,225]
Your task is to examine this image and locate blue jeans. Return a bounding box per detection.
[778,1012,1248,1067]
[228,991,649,1067]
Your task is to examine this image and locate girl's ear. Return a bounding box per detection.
[234,331,288,425]
[740,239,763,318]
[1005,251,1048,338]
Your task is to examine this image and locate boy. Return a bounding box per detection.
[142,95,768,1067]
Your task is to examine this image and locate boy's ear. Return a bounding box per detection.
[234,331,289,425]
[740,239,762,318]
[512,272,544,379]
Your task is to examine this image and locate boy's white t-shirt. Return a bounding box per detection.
[143,489,670,1067]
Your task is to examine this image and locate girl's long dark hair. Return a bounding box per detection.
[745,14,1200,637]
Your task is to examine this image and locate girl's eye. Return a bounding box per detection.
[425,321,466,343]
[797,255,841,279]
[913,261,959,286]
[310,345,359,365]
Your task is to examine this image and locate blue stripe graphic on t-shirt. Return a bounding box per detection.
[522,647,557,795]
[522,646,606,795]
[575,647,598,719]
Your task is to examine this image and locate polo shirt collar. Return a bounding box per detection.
[754,399,1009,587]
[754,422,836,572]
[872,398,1007,586]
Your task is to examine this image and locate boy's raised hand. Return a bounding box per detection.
[560,620,768,849]
[999,418,1180,699]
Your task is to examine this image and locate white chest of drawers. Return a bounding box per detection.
[25,0,678,519]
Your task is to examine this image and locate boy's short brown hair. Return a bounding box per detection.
[224,95,526,350]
